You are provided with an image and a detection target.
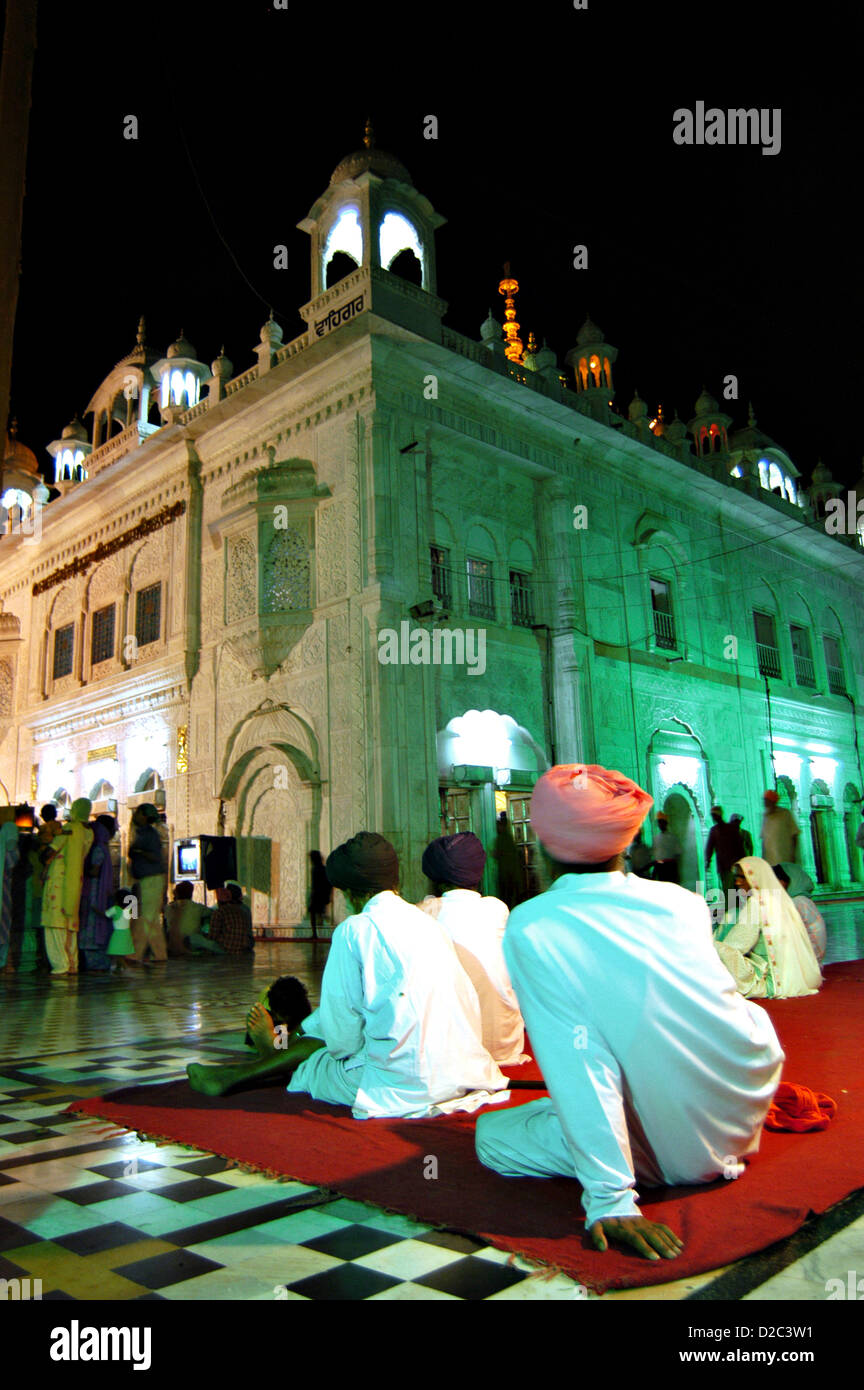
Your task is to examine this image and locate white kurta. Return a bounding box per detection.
[475,872,784,1228]
[418,890,527,1065]
[295,890,507,1119]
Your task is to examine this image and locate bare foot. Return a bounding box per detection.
[187,1062,237,1096]
[247,1003,279,1055]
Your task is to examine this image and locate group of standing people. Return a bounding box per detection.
[0,800,177,976]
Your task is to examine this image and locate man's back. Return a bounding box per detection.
[503,872,783,1219]
[310,890,506,1118]
[421,890,525,1064]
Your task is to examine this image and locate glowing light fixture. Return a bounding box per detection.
[324,206,363,274]
[379,211,422,272]
[498,264,523,363]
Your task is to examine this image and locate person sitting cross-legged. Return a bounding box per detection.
[417,831,527,1065]
[474,764,785,1263]
[187,832,507,1117]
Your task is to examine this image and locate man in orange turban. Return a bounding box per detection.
[476,763,784,1263]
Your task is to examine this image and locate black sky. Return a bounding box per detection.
[9,1,863,486]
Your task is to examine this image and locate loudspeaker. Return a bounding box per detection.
[200,835,237,889]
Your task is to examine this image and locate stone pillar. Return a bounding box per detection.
[183,440,203,689]
[539,476,592,764]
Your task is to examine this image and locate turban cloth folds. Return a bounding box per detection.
[326,832,399,894]
[422,832,486,887]
[530,764,653,864]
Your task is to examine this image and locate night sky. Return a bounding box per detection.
[9,1,863,486]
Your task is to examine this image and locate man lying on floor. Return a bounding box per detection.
[188,832,508,1118]
[475,764,785,1262]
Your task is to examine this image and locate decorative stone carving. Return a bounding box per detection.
[226,535,257,624]
[0,659,13,717]
[263,528,310,612]
[316,503,347,601]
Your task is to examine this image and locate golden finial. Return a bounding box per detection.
[136,316,146,346]
[497,263,523,363]
[364,117,374,149]
[527,331,538,356]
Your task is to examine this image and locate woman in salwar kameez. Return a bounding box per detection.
[714,856,822,999]
[42,799,93,976]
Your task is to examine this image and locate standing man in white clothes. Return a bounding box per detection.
[475,764,785,1263]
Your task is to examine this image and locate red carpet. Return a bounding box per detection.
[68,961,864,1292]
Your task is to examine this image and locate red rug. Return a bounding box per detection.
[67,961,864,1292]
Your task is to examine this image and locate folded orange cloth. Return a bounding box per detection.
[764,1081,838,1132]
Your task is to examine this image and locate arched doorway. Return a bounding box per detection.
[662,788,700,891]
[219,702,322,930]
[231,750,315,927]
[843,783,863,883]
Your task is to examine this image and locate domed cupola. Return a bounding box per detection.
[151,331,211,417]
[46,416,93,490]
[564,315,618,422]
[687,385,733,459]
[84,317,163,447]
[297,121,447,340]
[808,458,843,520]
[1,421,50,534]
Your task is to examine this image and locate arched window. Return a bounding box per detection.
[170,369,185,405]
[758,459,770,489]
[379,211,423,274]
[325,250,360,289]
[603,357,612,388]
[323,206,363,284]
[768,461,784,494]
[387,247,422,285]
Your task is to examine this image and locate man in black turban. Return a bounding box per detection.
[189,830,506,1114]
[417,833,526,1065]
[325,832,399,902]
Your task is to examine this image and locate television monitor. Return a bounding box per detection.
[174,839,201,881]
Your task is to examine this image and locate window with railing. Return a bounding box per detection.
[650,577,676,649]
[91,604,115,665]
[467,557,495,620]
[53,624,74,679]
[509,570,534,627]
[135,583,162,648]
[753,611,781,678]
[790,624,816,687]
[430,546,451,607]
[823,635,847,695]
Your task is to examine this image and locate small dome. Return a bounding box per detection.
[167,332,197,360]
[3,425,39,475]
[628,390,647,422]
[330,143,411,188]
[535,338,557,371]
[811,458,834,485]
[259,314,283,347]
[480,309,500,343]
[61,416,88,442]
[694,386,719,416]
[665,411,687,443]
[576,315,604,347]
[211,347,233,378]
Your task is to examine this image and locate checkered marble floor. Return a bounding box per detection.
[2,952,864,1301]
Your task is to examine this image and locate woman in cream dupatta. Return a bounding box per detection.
[714,856,822,999]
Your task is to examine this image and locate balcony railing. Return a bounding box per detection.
[652,608,676,650]
[467,577,495,621]
[793,653,816,687]
[757,642,782,678]
[827,664,847,695]
[510,584,535,628]
[431,558,451,608]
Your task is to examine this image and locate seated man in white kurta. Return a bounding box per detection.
[188,832,507,1119]
[417,831,527,1065]
[475,765,785,1263]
